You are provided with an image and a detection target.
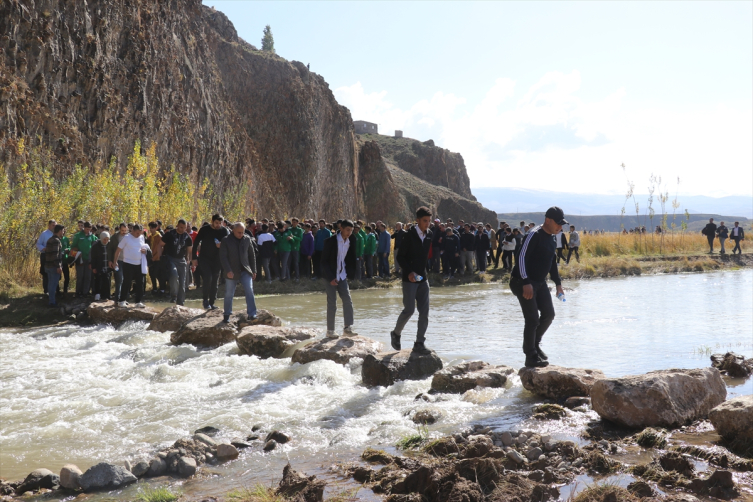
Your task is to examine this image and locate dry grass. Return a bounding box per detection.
[579,232,721,257]
[570,483,638,502]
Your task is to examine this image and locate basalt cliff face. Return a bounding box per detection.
[1,0,495,224]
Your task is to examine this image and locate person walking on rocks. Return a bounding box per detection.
[509,206,567,368]
[219,222,258,323]
[158,219,193,305]
[390,207,434,355]
[192,214,230,309]
[730,222,745,254]
[321,219,357,338]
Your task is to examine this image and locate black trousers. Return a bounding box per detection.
[199,259,222,306]
[94,271,111,299]
[510,277,555,356]
[566,246,580,264]
[120,263,144,303]
[707,236,715,252]
[502,250,513,270]
[441,254,454,276]
[312,250,322,278]
[494,247,503,267]
[40,253,48,293]
[556,248,567,263]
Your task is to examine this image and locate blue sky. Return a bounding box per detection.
[206,1,753,198]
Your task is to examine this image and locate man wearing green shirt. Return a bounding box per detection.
[275,222,293,281]
[71,221,98,297]
[288,217,304,281]
[364,226,377,278]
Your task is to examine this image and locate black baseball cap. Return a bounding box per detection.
[545,206,568,226]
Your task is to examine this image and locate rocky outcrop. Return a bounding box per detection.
[518,366,605,400]
[79,463,137,492]
[236,326,319,359]
[430,361,515,394]
[361,349,443,387]
[0,0,358,218]
[87,300,158,324]
[709,395,753,441]
[291,334,382,365]
[590,368,727,428]
[171,310,238,347]
[710,352,752,378]
[59,464,83,490]
[358,138,498,225]
[148,305,203,332]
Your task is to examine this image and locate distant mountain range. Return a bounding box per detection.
[472,188,753,219]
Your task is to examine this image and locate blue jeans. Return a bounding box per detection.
[45,267,61,305]
[224,271,257,317]
[379,254,390,277]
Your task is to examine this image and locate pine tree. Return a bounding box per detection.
[261,25,275,53]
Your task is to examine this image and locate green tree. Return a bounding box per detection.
[261,25,275,53]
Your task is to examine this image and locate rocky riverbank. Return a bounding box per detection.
[1,299,750,502]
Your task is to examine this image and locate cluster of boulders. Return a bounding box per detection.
[0,424,294,498]
[711,351,753,378]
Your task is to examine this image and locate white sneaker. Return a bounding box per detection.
[326,330,339,339]
[135,302,146,308]
[117,301,128,307]
[94,294,100,301]
[343,326,358,337]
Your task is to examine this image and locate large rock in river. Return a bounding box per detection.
[148,305,204,332]
[170,309,238,347]
[79,462,137,492]
[710,352,752,378]
[236,325,319,359]
[709,395,753,441]
[362,349,443,387]
[518,365,605,400]
[88,300,159,324]
[236,309,283,328]
[431,361,515,394]
[291,335,383,365]
[15,468,59,495]
[591,368,726,428]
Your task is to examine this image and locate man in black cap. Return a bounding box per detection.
[509,206,567,368]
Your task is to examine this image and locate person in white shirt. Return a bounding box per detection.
[113,223,148,307]
[566,226,581,264]
[36,220,57,294]
[554,230,568,264]
[320,220,357,338]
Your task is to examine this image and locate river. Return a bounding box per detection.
[1,269,751,500]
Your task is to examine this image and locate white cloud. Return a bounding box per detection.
[334,74,753,197]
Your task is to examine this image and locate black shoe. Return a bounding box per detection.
[203,302,210,309]
[536,346,548,361]
[390,331,401,351]
[222,315,230,323]
[524,355,549,368]
[209,304,218,310]
[411,342,432,355]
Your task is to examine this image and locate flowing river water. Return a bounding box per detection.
[1,269,752,500]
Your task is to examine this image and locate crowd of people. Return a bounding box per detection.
[35,216,587,309]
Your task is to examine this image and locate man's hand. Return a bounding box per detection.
[522,284,533,300]
[56,267,62,274]
[227,271,234,279]
[408,272,417,283]
[108,261,114,269]
[192,259,198,268]
[140,248,147,254]
[252,273,257,281]
[330,279,338,286]
[556,285,564,297]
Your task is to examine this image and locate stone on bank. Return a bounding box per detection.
[148,305,203,332]
[79,462,137,492]
[518,365,605,400]
[291,334,382,365]
[590,367,726,428]
[87,300,158,324]
[708,395,753,442]
[430,360,515,394]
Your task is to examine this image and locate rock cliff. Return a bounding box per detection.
[0,0,495,224]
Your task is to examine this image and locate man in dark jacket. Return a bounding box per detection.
[441,226,459,278]
[390,207,434,355]
[459,224,476,274]
[702,218,718,253]
[321,220,358,338]
[475,225,490,273]
[44,224,65,307]
[730,221,745,254]
[193,214,230,309]
[219,222,257,323]
[391,223,407,274]
[90,232,111,301]
[510,207,567,368]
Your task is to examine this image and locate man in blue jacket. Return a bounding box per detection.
[509,207,567,368]
[377,223,392,278]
